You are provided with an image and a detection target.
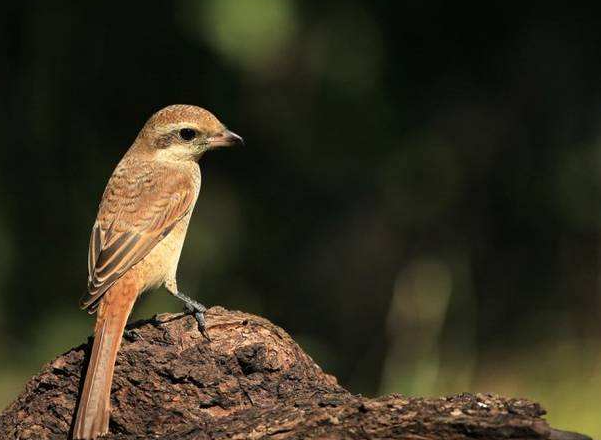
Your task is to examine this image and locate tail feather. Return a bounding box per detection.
[73,280,137,439]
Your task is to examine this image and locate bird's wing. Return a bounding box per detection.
[80,161,195,313]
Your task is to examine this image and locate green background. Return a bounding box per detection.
[2,2,601,436]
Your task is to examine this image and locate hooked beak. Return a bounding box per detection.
[207,129,244,149]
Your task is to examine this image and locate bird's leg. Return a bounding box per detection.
[165,277,210,340]
[173,291,210,340]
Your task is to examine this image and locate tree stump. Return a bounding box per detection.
[0,307,591,440]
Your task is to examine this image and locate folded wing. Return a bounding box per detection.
[81,162,195,313]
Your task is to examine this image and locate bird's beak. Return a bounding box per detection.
[207,129,244,149]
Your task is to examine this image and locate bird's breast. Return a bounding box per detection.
[133,163,201,291]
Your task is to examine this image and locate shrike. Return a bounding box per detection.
[73,105,243,439]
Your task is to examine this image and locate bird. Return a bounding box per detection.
[72,104,243,439]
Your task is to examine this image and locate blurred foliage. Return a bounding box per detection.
[2,1,601,437]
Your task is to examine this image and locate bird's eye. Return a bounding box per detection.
[179,128,197,141]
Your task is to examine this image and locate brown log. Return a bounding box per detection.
[0,307,591,440]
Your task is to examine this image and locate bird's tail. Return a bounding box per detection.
[73,278,138,439]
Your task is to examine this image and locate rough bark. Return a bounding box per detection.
[0,307,591,440]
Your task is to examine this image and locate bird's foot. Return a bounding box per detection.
[184,303,211,341]
[173,291,211,341]
[124,328,143,342]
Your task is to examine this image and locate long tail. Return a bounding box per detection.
[73,278,139,439]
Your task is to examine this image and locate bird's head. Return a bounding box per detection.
[135,104,243,162]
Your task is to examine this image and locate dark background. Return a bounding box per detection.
[2,2,601,435]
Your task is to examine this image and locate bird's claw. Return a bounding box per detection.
[173,291,211,341]
[184,303,211,341]
[124,328,143,342]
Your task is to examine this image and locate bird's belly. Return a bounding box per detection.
[134,214,192,291]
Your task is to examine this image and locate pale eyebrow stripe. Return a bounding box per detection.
[155,122,198,135]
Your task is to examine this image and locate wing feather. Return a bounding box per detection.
[80,162,195,313]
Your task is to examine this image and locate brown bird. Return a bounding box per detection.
[73,104,243,439]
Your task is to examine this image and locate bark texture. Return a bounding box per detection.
[0,307,591,440]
